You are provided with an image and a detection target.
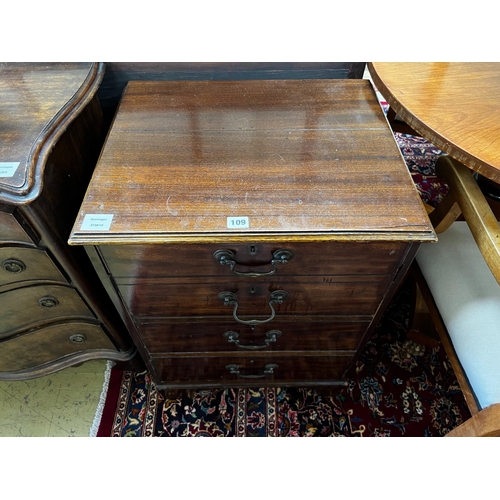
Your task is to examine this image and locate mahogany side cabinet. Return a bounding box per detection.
[69,79,435,391]
[0,63,136,380]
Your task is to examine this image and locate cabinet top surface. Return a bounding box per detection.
[70,79,435,245]
[0,62,103,204]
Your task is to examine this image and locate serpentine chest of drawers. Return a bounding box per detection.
[69,79,435,391]
[0,63,136,380]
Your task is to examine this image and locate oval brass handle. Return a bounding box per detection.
[218,290,288,325]
[2,259,26,274]
[226,363,278,379]
[213,249,293,278]
[70,334,87,343]
[223,329,282,350]
[39,296,59,308]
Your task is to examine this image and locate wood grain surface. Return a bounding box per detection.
[0,62,103,203]
[138,317,369,354]
[0,284,95,337]
[99,241,408,279]
[151,354,353,389]
[70,79,434,245]
[0,322,115,372]
[97,62,366,120]
[68,77,435,389]
[117,275,392,318]
[368,62,500,183]
[0,63,139,379]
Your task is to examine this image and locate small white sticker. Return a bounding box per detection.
[0,162,20,177]
[81,214,114,231]
[227,216,249,229]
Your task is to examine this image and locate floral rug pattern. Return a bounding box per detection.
[394,132,448,208]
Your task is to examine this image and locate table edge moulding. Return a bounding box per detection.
[367,62,500,184]
[69,78,435,392]
[0,62,138,381]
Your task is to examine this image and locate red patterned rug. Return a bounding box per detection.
[97,132,465,437]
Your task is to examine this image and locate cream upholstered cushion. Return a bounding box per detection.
[416,221,500,410]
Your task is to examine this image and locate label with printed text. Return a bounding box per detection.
[0,162,20,177]
[81,214,114,231]
[227,216,249,229]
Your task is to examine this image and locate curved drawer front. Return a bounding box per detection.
[151,354,352,387]
[138,319,369,354]
[101,241,408,279]
[118,276,391,318]
[0,284,95,336]
[0,210,34,245]
[0,247,66,287]
[0,322,115,372]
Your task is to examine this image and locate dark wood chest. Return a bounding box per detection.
[69,79,435,390]
[0,63,136,379]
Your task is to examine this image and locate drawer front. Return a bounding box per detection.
[101,241,408,279]
[118,276,391,318]
[0,247,66,287]
[0,209,34,245]
[138,319,369,354]
[151,354,352,387]
[0,284,96,336]
[0,322,116,372]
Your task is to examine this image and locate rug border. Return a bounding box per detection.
[96,366,124,437]
[89,360,113,437]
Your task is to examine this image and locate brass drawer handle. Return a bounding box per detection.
[70,334,87,343]
[223,329,282,350]
[2,259,26,274]
[226,363,278,379]
[218,290,288,325]
[213,249,293,277]
[39,296,59,308]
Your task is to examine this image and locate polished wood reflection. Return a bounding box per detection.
[71,79,434,244]
[368,62,500,183]
[70,78,434,390]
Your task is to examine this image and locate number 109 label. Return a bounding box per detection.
[227,216,249,229]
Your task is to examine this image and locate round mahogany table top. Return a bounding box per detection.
[368,62,500,184]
